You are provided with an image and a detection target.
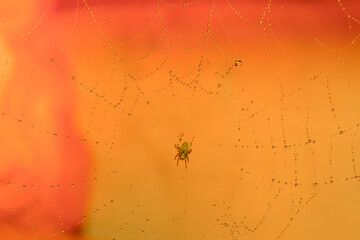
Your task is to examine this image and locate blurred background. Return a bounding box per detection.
[0,0,360,239]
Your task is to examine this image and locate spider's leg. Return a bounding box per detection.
[190,136,194,147]
[177,157,179,166]
[174,154,177,161]
[188,149,192,154]
[185,159,187,169]
[186,156,189,163]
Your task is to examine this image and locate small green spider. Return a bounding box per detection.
[174,141,192,169]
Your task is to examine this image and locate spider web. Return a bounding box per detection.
[0,0,360,239]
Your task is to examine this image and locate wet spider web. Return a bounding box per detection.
[0,0,360,239]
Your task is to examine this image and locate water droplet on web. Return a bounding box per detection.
[235,59,242,67]
[53,133,57,137]
[50,58,54,63]
[339,130,344,135]
[218,84,222,88]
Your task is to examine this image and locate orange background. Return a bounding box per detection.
[0,0,360,239]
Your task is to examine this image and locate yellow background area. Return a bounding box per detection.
[0,0,360,239]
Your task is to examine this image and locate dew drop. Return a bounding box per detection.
[235,59,242,67]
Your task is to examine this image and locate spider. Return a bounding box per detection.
[174,141,192,169]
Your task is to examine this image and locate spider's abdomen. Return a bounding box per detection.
[180,142,189,152]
